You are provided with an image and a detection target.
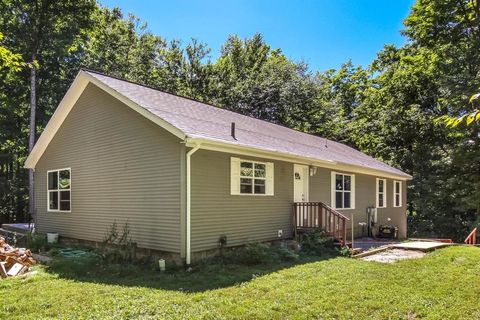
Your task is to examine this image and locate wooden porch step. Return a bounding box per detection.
[294,202,349,246]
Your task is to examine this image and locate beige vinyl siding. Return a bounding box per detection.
[309,169,407,238]
[190,150,293,252]
[35,84,182,253]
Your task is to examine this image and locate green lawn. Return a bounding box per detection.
[1,246,480,319]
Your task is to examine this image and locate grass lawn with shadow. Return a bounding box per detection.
[0,246,479,319]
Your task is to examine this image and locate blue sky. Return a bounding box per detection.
[99,0,415,72]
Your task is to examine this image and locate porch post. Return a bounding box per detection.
[293,203,297,238]
[351,212,354,248]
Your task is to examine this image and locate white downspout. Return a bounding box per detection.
[186,143,201,265]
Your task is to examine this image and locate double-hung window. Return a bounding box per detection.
[240,161,266,194]
[376,178,387,208]
[48,168,71,212]
[231,158,274,196]
[332,172,355,209]
[393,180,402,207]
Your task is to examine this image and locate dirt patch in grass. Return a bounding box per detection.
[361,248,426,263]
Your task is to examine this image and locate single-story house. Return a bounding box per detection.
[25,69,412,264]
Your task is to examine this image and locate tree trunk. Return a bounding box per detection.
[28,58,36,224]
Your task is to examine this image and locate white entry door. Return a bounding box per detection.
[293,164,309,202]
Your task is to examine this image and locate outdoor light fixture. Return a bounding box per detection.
[309,166,317,176]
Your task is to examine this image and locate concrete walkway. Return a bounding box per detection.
[361,249,426,263]
[354,240,453,263]
[390,241,452,252]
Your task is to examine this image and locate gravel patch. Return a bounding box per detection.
[361,249,426,263]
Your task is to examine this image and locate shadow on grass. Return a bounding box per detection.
[44,252,338,292]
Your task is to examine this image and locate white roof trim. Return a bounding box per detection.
[24,71,186,168]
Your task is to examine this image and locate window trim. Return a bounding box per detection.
[393,180,402,207]
[47,168,72,213]
[376,178,387,208]
[239,160,267,196]
[331,171,355,210]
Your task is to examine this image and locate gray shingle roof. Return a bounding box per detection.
[86,70,411,179]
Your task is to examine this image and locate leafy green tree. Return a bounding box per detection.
[310,61,369,144]
[438,93,480,127]
[404,0,480,233]
[350,0,480,238]
[211,33,319,130]
[0,32,24,73]
[0,31,25,223]
[0,0,478,240]
[1,0,95,221]
[79,7,213,100]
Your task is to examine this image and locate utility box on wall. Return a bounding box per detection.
[378,225,398,239]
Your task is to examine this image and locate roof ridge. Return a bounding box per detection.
[82,69,409,177]
[81,68,225,110]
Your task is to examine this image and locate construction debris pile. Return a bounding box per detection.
[0,237,36,278]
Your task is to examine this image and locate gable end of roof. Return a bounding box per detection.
[24,71,186,168]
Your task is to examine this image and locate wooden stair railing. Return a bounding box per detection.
[464,228,477,245]
[293,202,350,246]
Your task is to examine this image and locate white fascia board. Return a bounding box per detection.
[25,72,89,168]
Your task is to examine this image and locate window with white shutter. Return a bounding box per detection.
[231,157,274,196]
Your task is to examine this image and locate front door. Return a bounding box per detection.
[293,164,309,202]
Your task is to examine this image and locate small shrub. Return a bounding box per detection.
[101,221,137,263]
[337,246,352,257]
[222,243,273,265]
[276,247,300,262]
[298,230,335,255]
[25,232,49,253]
[48,247,61,256]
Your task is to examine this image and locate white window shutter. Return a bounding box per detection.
[351,174,356,209]
[266,162,274,196]
[230,157,240,195]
